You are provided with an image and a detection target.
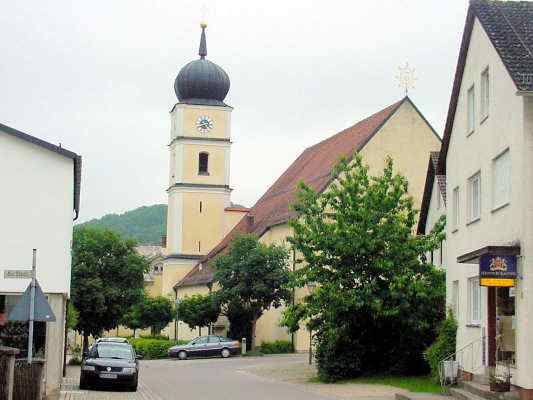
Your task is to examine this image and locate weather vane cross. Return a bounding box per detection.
[396,63,417,95]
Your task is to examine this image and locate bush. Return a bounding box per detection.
[68,344,82,365]
[426,312,458,382]
[260,340,293,354]
[130,338,188,359]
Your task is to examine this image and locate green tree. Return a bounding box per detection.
[139,296,175,336]
[71,227,148,351]
[177,294,220,336]
[284,156,445,381]
[212,234,290,349]
[66,303,79,330]
[121,301,145,338]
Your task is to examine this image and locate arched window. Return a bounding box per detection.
[198,152,209,175]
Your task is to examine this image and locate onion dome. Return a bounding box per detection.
[174,23,230,106]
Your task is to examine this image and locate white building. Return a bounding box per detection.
[418,151,447,269]
[0,122,81,395]
[439,1,533,397]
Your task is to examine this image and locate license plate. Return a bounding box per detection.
[99,373,117,379]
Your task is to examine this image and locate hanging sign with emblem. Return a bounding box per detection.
[479,254,517,287]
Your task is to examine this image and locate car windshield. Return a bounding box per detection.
[92,344,133,360]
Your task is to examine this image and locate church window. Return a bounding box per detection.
[200,201,203,213]
[199,152,209,175]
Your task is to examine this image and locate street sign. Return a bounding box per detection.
[7,279,56,322]
[3,269,32,279]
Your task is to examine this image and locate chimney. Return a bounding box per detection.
[161,235,167,248]
[246,214,254,227]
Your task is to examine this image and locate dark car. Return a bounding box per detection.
[80,342,142,391]
[168,335,241,360]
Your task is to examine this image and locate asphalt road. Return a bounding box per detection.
[62,354,334,400]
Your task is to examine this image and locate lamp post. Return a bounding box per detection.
[307,282,317,365]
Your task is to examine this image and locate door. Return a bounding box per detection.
[189,336,208,356]
[496,287,516,367]
[206,335,221,356]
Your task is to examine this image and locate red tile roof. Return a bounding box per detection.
[176,98,407,288]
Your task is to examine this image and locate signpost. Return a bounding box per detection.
[479,254,517,287]
[6,249,56,364]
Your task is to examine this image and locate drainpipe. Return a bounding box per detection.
[62,297,68,378]
[174,287,178,341]
[291,249,296,351]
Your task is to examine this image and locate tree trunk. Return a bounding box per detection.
[133,328,136,338]
[251,318,257,351]
[198,326,201,336]
[82,333,89,354]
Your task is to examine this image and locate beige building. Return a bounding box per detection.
[169,81,441,347]
[437,1,533,397]
[157,24,439,348]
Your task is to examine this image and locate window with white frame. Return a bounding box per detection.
[452,186,460,230]
[468,277,481,325]
[468,172,481,222]
[493,149,511,209]
[481,68,489,120]
[452,280,459,317]
[467,85,476,134]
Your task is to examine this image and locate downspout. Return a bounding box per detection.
[291,249,296,351]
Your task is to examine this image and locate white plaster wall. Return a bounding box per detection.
[0,132,74,295]
[424,179,446,269]
[445,18,526,383]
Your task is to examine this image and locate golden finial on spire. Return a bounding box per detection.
[200,4,208,29]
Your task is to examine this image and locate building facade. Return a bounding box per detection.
[439,1,533,396]
[176,96,442,348]
[0,123,81,395]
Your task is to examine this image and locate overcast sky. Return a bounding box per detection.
[1,0,468,222]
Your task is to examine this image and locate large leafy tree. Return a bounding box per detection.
[212,234,290,349]
[121,301,144,338]
[139,296,174,336]
[177,294,220,336]
[284,156,445,381]
[71,227,147,351]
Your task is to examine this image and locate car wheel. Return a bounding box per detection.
[221,348,230,358]
[178,350,187,360]
[79,375,89,390]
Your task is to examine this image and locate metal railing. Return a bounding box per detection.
[439,334,486,390]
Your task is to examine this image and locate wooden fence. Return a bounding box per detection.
[0,347,19,400]
[13,358,45,400]
[0,348,44,400]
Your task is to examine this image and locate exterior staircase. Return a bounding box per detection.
[450,380,520,400]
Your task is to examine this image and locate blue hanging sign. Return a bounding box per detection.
[479,254,517,287]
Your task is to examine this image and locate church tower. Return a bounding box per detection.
[163,23,233,295]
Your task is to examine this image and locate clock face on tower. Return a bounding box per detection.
[196,115,214,134]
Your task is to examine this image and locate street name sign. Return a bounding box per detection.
[4,269,32,279]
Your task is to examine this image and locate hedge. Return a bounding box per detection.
[130,338,188,359]
[260,340,293,354]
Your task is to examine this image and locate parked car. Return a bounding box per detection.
[168,335,240,360]
[95,337,129,344]
[80,341,142,391]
